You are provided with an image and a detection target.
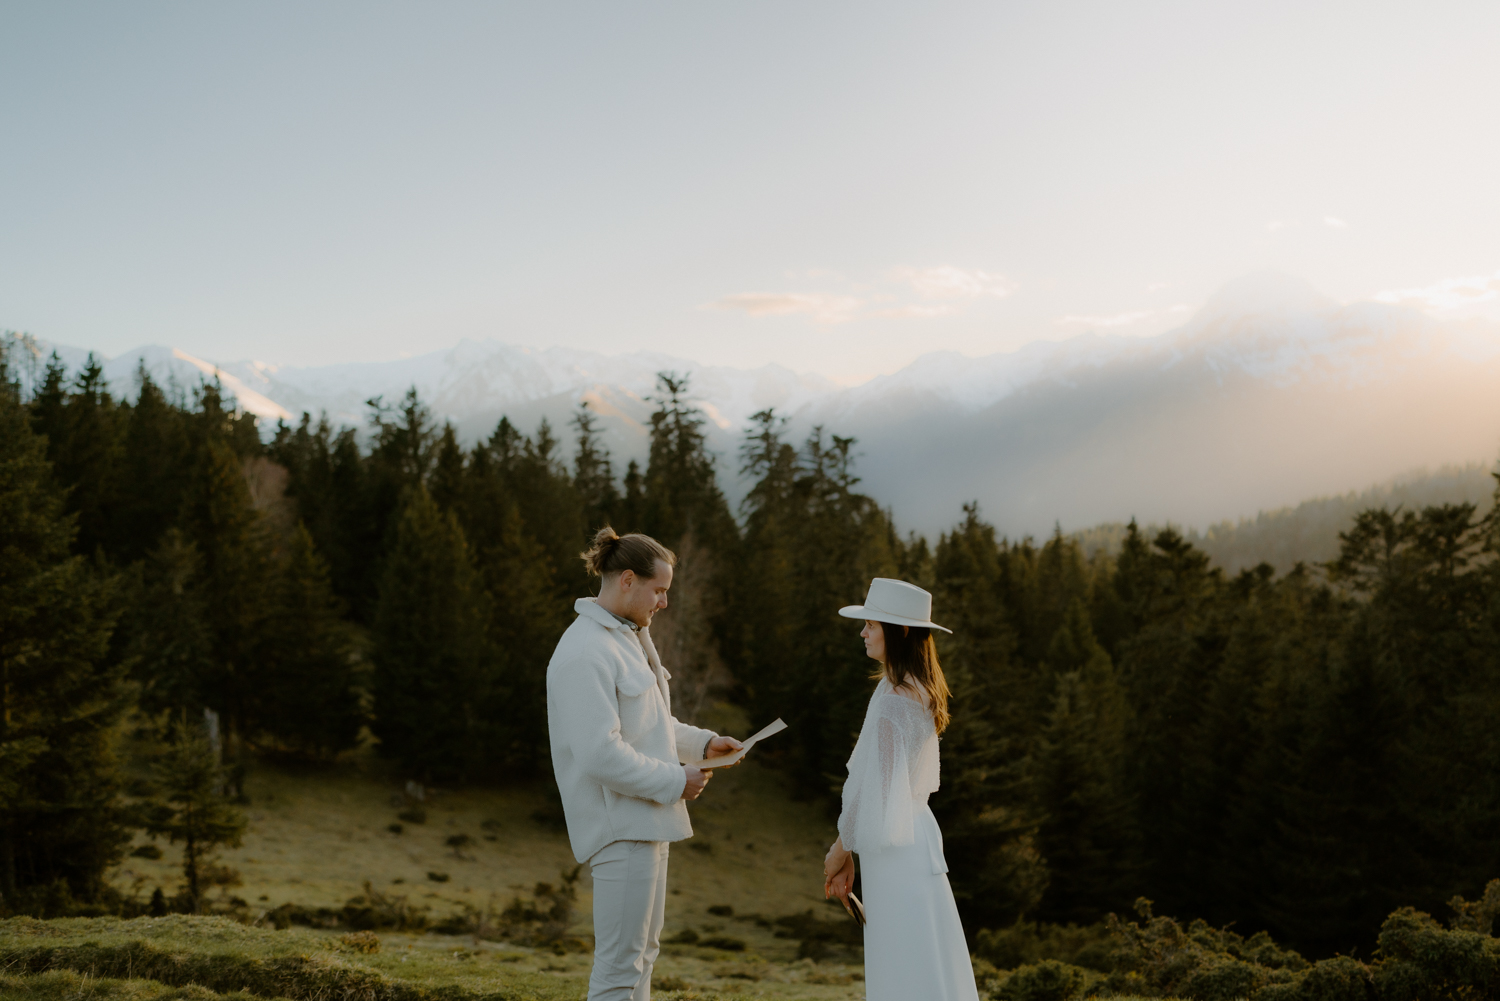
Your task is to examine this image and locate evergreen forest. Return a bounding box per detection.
[5,343,1500,963]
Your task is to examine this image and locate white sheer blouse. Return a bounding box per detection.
[837,678,941,854]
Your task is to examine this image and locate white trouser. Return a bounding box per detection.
[587,839,670,1001]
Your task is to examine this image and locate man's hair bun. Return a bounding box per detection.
[581,527,676,579]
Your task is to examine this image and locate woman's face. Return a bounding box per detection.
[861,620,886,663]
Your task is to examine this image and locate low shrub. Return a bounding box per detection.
[771,907,862,961]
[335,932,381,954]
[992,959,1099,1001]
[970,884,1500,1001]
[1371,905,1500,1001]
[0,970,271,1001]
[698,936,745,952]
[0,916,416,1001]
[437,867,586,952]
[974,919,1116,972]
[269,882,428,932]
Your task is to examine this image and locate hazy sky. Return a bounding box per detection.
[3,1,1498,383]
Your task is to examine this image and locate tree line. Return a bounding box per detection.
[3,342,1499,957]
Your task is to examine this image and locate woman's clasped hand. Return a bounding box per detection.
[824,837,854,903]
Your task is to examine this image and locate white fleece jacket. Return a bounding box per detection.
[546,597,718,863]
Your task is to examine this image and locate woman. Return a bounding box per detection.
[823,577,980,1001]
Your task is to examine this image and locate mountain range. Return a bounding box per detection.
[8,272,1500,539]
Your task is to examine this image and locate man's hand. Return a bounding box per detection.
[704,735,744,767]
[682,765,712,800]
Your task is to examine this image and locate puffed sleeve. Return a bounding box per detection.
[837,697,917,854]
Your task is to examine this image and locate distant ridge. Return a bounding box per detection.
[8,272,1500,538]
[1074,462,1498,576]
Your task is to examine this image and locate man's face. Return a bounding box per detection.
[619,560,673,628]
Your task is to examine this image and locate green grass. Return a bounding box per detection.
[0,915,870,1001]
[0,970,277,1001]
[112,729,843,950]
[27,729,875,1000]
[10,731,1171,1000]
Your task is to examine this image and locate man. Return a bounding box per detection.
[547,527,742,1001]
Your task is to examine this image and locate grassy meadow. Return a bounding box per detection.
[112,723,844,939]
[60,721,881,1001]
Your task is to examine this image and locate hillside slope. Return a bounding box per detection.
[112,753,843,948]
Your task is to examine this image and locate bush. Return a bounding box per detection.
[993,959,1097,1001]
[1371,906,1500,1001]
[699,936,746,951]
[435,867,586,952]
[0,970,263,1001]
[266,882,429,933]
[336,932,380,954]
[0,916,413,1001]
[1177,957,1266,1000]
[974,919,1116,971]
[1295,956,1376,1001]
[1003,892,1498,1001]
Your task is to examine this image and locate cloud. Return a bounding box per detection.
[710,292,862,324]
[1323,216,1348,229]
[873,304,958,319]
[891,265,1015,300]
[1057,309,1157,328]
[1374,271,1500,312]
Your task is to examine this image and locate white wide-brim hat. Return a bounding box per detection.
[838,577,952,634]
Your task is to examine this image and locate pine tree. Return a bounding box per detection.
[27,353,125,558]
[572,401,619,531]
[620,459,645,531]
[512,419,588,600]
[642,373,731,548]
[1111,527,1222,904]
[1034,599,1140,923]
[429,423,466,514]
[115,367,193,563]
[737,417,898,796]
[142,716,248,910]
[0,360,130,909]
[472,502,566,771]
[929,504,1050,929]
[125,529,215,716]
[254,524,363,757]
[372,486,498,780]
[177,436,273,764]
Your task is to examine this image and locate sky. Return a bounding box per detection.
[3,1,1499,385]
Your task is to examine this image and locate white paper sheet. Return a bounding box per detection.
[695,717,788,769]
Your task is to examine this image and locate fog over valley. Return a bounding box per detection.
[12,272,1500,541]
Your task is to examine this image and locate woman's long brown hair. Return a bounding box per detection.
[876,622,952,734]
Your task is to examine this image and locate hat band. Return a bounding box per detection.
[866,600,929,623]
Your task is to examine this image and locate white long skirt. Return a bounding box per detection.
[858,803,981,1001]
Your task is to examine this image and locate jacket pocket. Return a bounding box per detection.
[616,662,658,698]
